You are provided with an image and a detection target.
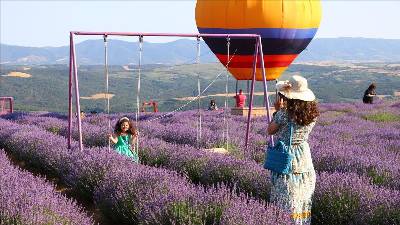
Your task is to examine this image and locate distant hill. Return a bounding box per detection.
[297,38,400,62]
[0,39,216,65]
[1,38,400,65]
[0,63,399,112]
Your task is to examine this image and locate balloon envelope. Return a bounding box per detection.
[196,0,322,81]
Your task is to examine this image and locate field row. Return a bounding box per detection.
[0,150,94,225]
[0,118,291,224]
[1,100,400,224]
[5,102,400,191]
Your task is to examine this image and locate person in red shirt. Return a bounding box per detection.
[151,101,158,112]
[234,89,247,108]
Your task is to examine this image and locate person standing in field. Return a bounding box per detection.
[208,99,218,111]
[363,83,377,104]
[234,89,247,108]
[80,111,86,120]
[267,75,319,225]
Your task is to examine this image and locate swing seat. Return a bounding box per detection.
[231,107,275,117]
[204,147,229,154]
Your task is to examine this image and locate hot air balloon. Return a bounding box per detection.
[195,0,322,81]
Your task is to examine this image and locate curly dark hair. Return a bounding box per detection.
[368,83,377,91]
[286,99,320,126]
[114,117,137,136]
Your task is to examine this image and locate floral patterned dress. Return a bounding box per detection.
[270,110,316,225]
[113,134,139,163]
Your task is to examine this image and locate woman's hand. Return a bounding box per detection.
[267,121,280,135]
[274,98,284,111]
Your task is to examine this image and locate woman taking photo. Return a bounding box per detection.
[267,75,319,225]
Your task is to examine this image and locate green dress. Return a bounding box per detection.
[113,134,139,163]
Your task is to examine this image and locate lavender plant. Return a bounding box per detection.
[1,100,399,224]
[313,172,400,225]
[0,150,94,225]
[0,119,291,224]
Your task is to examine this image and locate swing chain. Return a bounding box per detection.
[103,34,111,151]
[224,36,230,151]
[145,48,238,123]
[196,36,202,149]
[135,35,144,153]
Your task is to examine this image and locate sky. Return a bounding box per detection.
[1,0,399,47]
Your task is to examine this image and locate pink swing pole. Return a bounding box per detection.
[71,31,260,38]
[68,31,264,151]
[244,37,274,149]
[68,32,83,150]
[244,40,259,148]
[258,36,274,146]
[9,97,13,113]
[68,33,73,149]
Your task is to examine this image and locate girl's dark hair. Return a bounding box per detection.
[114,117,137,136]
[286,99,319,126]
[368,83,376,90]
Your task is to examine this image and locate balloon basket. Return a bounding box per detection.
[231,107,275,118]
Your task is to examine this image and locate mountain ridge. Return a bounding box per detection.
[1,38,400,65]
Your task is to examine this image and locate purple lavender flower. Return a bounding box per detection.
[0,150,94,225]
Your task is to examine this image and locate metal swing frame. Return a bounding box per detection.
[0,97,14,115]
[67,31,273,151]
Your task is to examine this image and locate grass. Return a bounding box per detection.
[312,192,360,225]
[366,167,393,186]
[362,112,400,122]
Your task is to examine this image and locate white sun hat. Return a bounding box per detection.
[276,75,316,102]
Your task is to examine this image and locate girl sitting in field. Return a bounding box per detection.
[108,117,139,163]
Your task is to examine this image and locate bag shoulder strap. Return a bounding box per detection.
[288,122,293,149]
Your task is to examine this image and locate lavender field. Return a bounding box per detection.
[1,100,399,225]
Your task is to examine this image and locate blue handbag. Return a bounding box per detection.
[263,123,294,174]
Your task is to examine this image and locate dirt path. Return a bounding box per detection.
[2,71,32,78]
[81,93,115,100]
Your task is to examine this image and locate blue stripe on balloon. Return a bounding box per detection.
[198,27,318,39]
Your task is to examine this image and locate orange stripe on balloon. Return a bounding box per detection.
[228,67,288,81]
[216,54,297,68]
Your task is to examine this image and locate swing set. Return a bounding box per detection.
[67,31,274,152]
[0,97,14,115]
[140,101,158,113]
